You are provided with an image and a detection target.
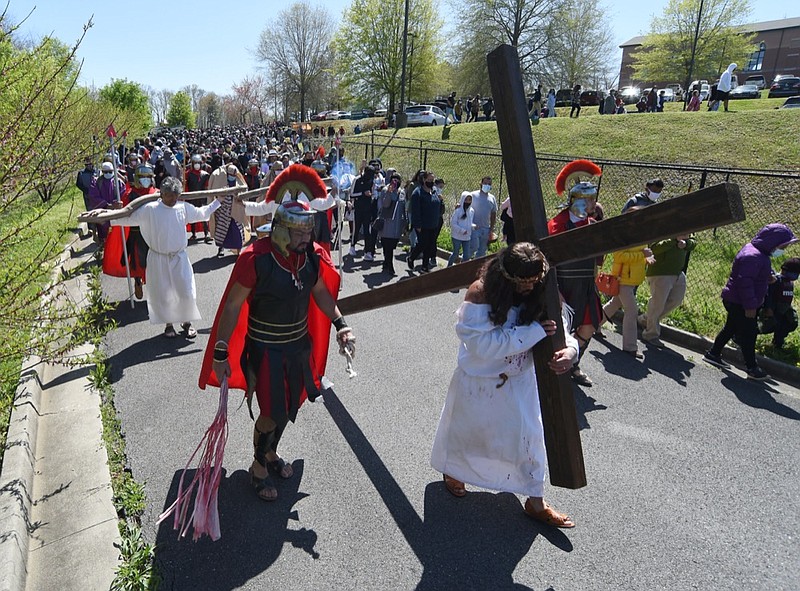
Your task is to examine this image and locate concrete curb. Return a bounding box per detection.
[0,230,119,591]
[0,356,44,591]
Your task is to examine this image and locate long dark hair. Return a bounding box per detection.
[480,242,549,326]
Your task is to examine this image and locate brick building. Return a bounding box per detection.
[618,16,800,89]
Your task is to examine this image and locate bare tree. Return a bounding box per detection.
[450,0,560,94]
[544,0,615,89]
[256,1,334,122]
[155,89,174,125]
[232,75,271,124]
[180,84,207,112]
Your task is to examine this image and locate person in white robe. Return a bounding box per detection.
[109,176,223,338]
[431,242,579,528]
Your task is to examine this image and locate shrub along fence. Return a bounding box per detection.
[340,132,800,358]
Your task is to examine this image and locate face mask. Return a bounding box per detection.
[569,199,589,219]
[139,177,152,188]
[103,172,114,180]
[648,191,662,202]
[227,175,237,183]
[783,272,799,281]
[424,181,434,189]
[772,249,785,258]
[482,184,492,193]
[193,163,201,170]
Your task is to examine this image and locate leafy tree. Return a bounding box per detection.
[631,0,756,91]
[334,0,443,114]
[166,91,195,128]
[197,92,222,127]
[98,78,152,132]
[449,0,561,95]
[180,84,206,112]
[256,1,334,122]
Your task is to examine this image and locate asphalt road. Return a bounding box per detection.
[101,239,800,591]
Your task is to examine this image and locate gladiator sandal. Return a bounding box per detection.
[571,335,593,386]
[266,423,293,479]
[250,426,278,501]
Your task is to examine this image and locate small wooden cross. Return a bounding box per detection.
[338,45,744,489]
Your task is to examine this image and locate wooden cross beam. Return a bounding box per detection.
[338,45,745,489]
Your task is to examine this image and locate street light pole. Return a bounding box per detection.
[408,32,417,106]
[684,0,704,111]
[397,0,410,129]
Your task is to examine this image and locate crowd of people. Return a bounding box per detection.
[76,123,797,535]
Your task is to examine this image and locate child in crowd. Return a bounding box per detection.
[759,257,800,349]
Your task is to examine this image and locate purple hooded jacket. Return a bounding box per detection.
[721,223,797,310]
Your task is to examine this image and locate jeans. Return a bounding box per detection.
[448,238,471,266]
[445,107,455,123]
[469,226,490,259]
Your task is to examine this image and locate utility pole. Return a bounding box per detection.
[684,0,704,111]
[397,0,410,129]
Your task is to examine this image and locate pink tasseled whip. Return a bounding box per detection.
[158,377,229,541]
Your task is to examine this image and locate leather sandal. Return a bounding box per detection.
[443,474,467,498]
[249,466,277,501]
[524,498,575,528]
[267,456,293,479]
[180,323,197,338]
[164,325,177,338]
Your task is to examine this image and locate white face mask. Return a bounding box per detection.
[772,249,785,258]
[481,184,492,193]
[139,177,152,188]
[648,191,662,202]
[193,163,201,170]
[227,175,237,182]
[103,172,114,180]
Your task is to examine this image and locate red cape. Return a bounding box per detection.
[198,239,341,404]
[102,185,146,278]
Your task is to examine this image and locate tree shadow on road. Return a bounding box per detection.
[154,462,319,590]
[106,332,201,381]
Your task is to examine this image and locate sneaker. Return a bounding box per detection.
[624,349,644,359]
[643,337,665,348]
[746,366,770,381]
[364,252,374,262]
[703,351,731,370]
[348,246,357,257]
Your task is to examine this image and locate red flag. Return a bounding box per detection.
[106,125,117,138]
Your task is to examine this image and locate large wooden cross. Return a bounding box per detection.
[337,45,745,489]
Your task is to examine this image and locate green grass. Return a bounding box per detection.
[0,188,82,466]
[343,100,800,365]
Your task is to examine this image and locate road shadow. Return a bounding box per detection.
[193,255,234,275]
[107,333,201,381]
[154,462,319,590]
[590,346,650,382]
[322,387,572,590]
[107,299,150,328]
[640,343,694,386]
[720,375,800,420]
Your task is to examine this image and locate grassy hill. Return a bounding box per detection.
[386,101,800,171]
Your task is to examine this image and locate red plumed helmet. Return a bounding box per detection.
[265,163,328,204]
[555,159,602,196]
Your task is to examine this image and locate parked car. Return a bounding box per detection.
[311,111,329,121]
[325,111,344,120]
[660,88,675,102]
[768,77,800,98]
[619,86,641,105]
[349,108,374,120]
[778,96,800,109]
[374,108,388,117]
[699,83,710,101]
[337,111,352,120]
[744,75,766,90]
[579,90,600,106]
[729,84,761,99]
[554,88,572,107]
[666,83,683,101]
[405,104,447,126]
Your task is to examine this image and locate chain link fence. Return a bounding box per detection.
[340,131,800,350]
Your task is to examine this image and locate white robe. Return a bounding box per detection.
[431,302,576,497]
[112,199,220,324]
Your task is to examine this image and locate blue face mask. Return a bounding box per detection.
[772,249,785,258]
[783,271,799,281]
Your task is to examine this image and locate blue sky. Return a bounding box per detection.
[7,0,796,95]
